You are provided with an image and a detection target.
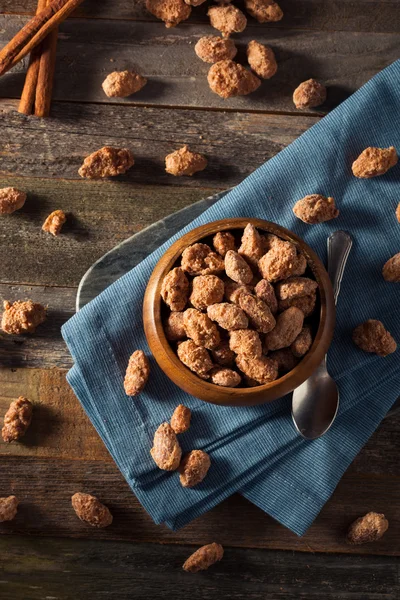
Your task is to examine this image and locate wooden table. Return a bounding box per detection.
[0,2,399,598]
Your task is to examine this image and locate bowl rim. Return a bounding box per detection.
[143,217,335,406]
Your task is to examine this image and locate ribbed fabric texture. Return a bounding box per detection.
[62,61,400,536]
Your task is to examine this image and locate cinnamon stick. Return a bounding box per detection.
[0,0,85,77]
[35,0,58,118]
[18,0,48,116]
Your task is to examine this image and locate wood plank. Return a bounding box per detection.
[0,101,316,186]
[0,175,215,287]
[0,368,399,555]
[2,0,400,33]
[0,537,399,600]
[0,18,398,112]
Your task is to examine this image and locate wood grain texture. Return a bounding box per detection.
[0,100,316,185]
[0,18,398,112]
[0,535,399,600]
[0,368,399,555]
[2,0,400,33]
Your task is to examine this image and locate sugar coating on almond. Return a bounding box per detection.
[161,267,190,311]
[42,210,66,236]
[181,243,225,276]
[102,70,147,97]
[208,60,261,98]
[264,306,304,351]
[179,450,211,487]
[258,239,297,282]
[238,223,265,268]
[183,543,224,572]
[254,279,278,313]
[238,293,276,333]
[352,320,396,357]
[211,340,236,366]
[190,275,225,310]
[291,326,312,357]
[124,350,150,396]
[2,396,33,443]
[236,354,278,384]
[278,292,317,317]
[293,79,326,109]
[0,496,19,522]
[247,41,277,79]
[208,5,247,37]
[1,300,46,335]
[145,0,191,27]
[177,340,213,377]
[207,302,248,330]
[293,194,339,224]
[164,311,186,341]
[150,422,182,470]
[165,145,207,177]
[213,231,237,256]
[71,492,113,528]
[79,147,134,179]
[229,328,262,358]
[245,0,283,22]
[183,308,221,349]
[347,512,388,545]
[225,250,253,284]
[170,404,191,434]
[382,252,400,282]
[210,366,241,387]
[0,187,27,214]
[352,146,397,178]
[195,35,237,63]
[269,348,298,373]
[275,277,318,300]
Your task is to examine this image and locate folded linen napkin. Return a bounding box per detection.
[62,60,400,535]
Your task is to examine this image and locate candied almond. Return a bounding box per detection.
[254,279,278,314]
[181,243,225,276]
[165,145,207,177]
[190,275,224,310]
[150,422,182,470]
[183,308,220,349]
[229,329,262,358]
[352,320,396,357]
[275,277,318,301]
[207,302,248,330]
[177,340,213,377]
[183,543,224,572]
[264,306,304,351]
[382,252,400,282]
[236,354,278,384]
[208,60,261,99]
[347,512,388,545]
[211,339,236,366]
[210,366,241,387]
[42,210,66,236]
[293,194,339,224]
[213,231,236,256]
[79,147,134,179]
[247,41,277,79]
[293,79,326,109]
[195,35,237,63]
[208,5,247,37]
[164,311,186,341]
[291,326,312,357]
[102,70,147,98]
[179,450,211,487]
[1,300,46,335]
[124,350,150,396]
[258,240,297,282]
[0,187,27,214]
[145,0,191,27]
[238,223,265,268]
[352,146,397,178]
[245,0,283,22]
[171,404,191,434]
[291,253,307,277]
[238,293,276,333]
[0,496,19,522]
[224,280,253,304]
[2,397,33,443]
[161,267,189,311]
[71,493,113,528]
[225,250,253,284]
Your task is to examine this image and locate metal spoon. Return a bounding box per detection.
[292,231,353,440]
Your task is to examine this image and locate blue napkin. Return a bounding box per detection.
[62,60,400,536]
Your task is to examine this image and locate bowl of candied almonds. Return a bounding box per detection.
[143,218,335,406]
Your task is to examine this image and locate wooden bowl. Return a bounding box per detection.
[143,218,335,407]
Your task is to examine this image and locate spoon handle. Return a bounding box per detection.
[327,231,353,305]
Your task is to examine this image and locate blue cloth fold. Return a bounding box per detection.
[62,60,400,536]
